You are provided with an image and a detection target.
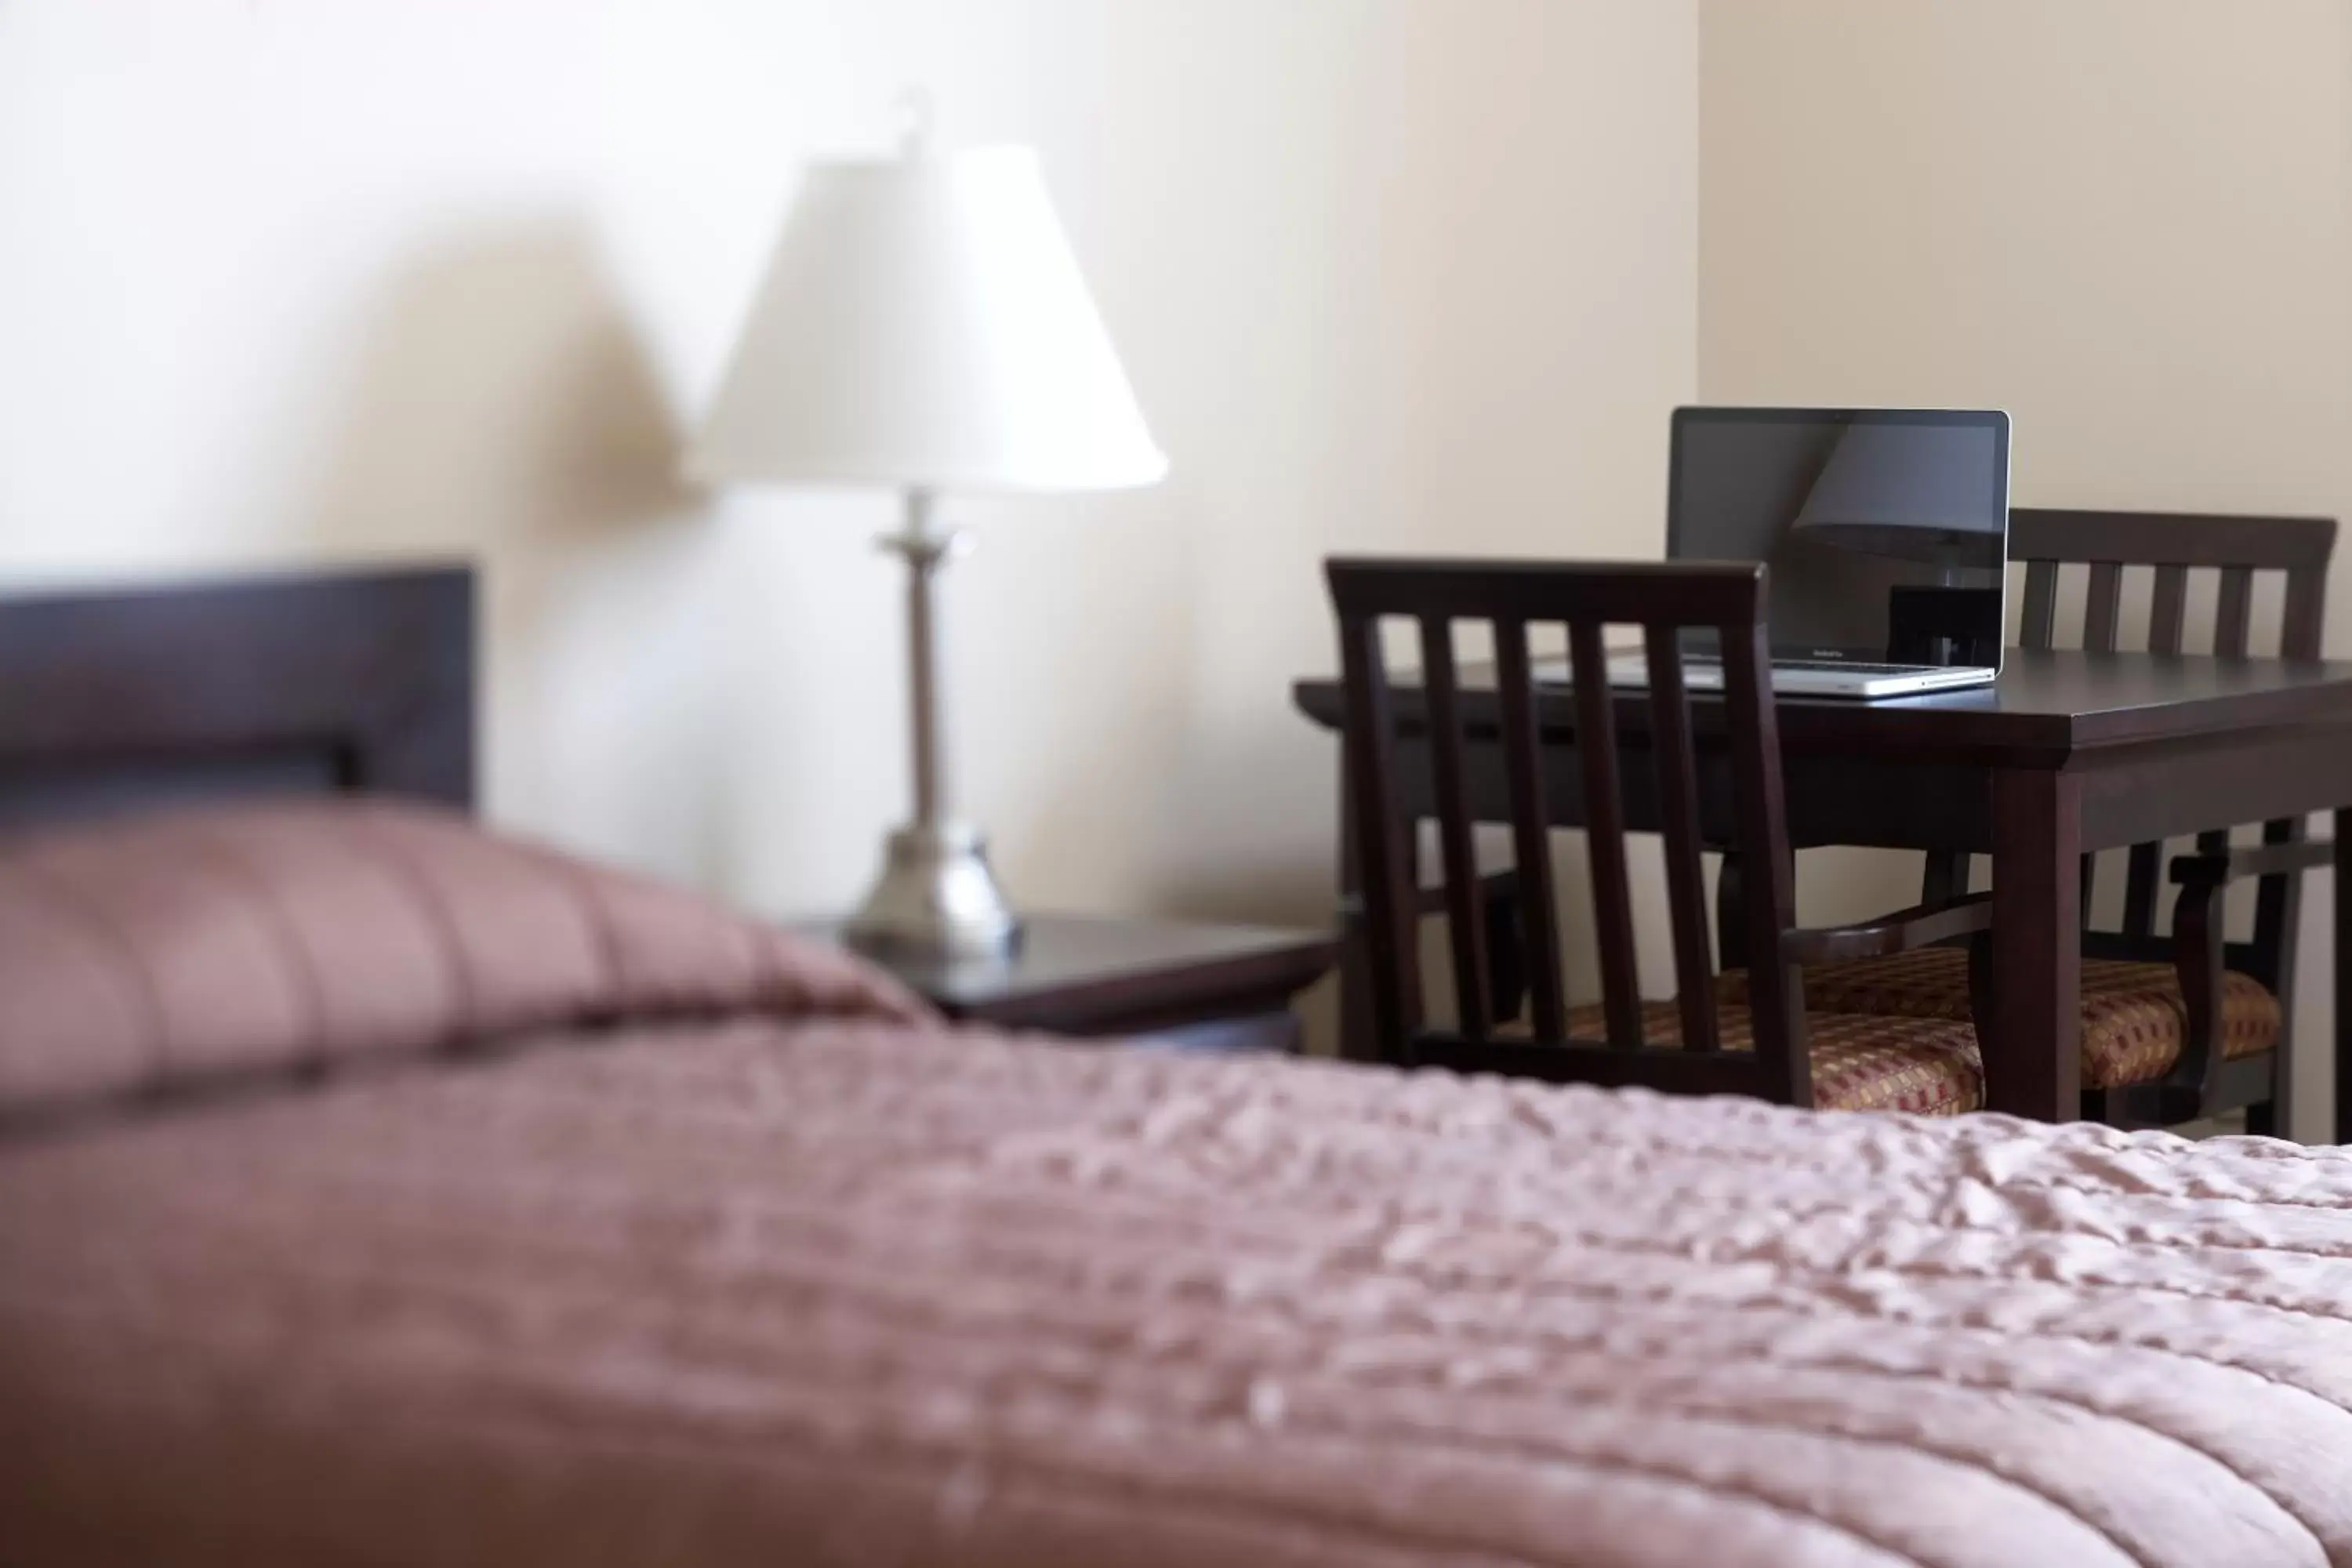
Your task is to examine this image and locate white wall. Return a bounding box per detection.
[0,1,1698,1009]
[1700,0,2352,1137]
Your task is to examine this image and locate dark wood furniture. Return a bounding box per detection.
[1338,867,1526,1060]
[0,564,475,824]
[1328,556,1991,1108]
[1295,537,2352,1137]
[808,914,1336,1054]
[1863,509,2335,1131]
[0,565,474,1137]
[2024,510,2333,1122]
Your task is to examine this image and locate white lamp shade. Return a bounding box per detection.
[688,146,1167,494]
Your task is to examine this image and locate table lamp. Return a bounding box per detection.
[688,132,1166,958]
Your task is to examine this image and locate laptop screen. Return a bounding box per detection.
[1668,408,2009,666]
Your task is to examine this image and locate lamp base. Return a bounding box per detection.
[845,821,1022,960]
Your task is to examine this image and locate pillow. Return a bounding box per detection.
[0,797,927,1117]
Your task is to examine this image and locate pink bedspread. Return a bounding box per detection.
[5,1018,2352,1567]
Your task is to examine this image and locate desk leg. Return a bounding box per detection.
[2336,808,2352,1144]
[1336,747,1373,1064]
[1988,768,2082,1120]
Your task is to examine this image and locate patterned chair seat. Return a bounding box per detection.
[1715,948,2280,1091]
[1524,1003,1984,1116]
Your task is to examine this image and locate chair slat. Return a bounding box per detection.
[1644,625,1718,1054]
[2283,562,2327,660]
[2216,566,2254,658]
[1568,620,1642,1049]
[2020,561,2060,649]
[2083,562,2123,652]
[1717,615,1809,1105]
[1494,621,1567,1040]
[1417,616,1490,1040]
[1336,612,1421,1058]
[2148,564,2189,655]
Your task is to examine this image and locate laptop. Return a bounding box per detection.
[1606,407,2011,699]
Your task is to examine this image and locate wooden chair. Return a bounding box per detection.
[1329,556,1991,1112]
[1335,859,1526,1043]
[1755,508,2338,1131]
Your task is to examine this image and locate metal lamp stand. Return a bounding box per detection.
[845,488,1022,959]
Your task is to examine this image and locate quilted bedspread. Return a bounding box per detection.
[5,1018,2352,1567]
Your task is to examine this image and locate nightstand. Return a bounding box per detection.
[805,913,1337,1054]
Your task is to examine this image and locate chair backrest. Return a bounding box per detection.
[1931,508,2336,985]
[1327,557,1812,1104]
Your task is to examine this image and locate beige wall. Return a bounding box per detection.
[0,1,1697,1007]
[2,0,2336,1116]
[1700,0,2352,1137]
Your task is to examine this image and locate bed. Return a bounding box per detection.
[3,566,2352,1568]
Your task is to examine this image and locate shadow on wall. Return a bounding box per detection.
[1144,718,1339,927]
[292,217,728,880]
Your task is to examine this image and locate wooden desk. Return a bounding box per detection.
[1294,648,2352,1134]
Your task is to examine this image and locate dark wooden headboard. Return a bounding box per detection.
[0,564,474,829]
